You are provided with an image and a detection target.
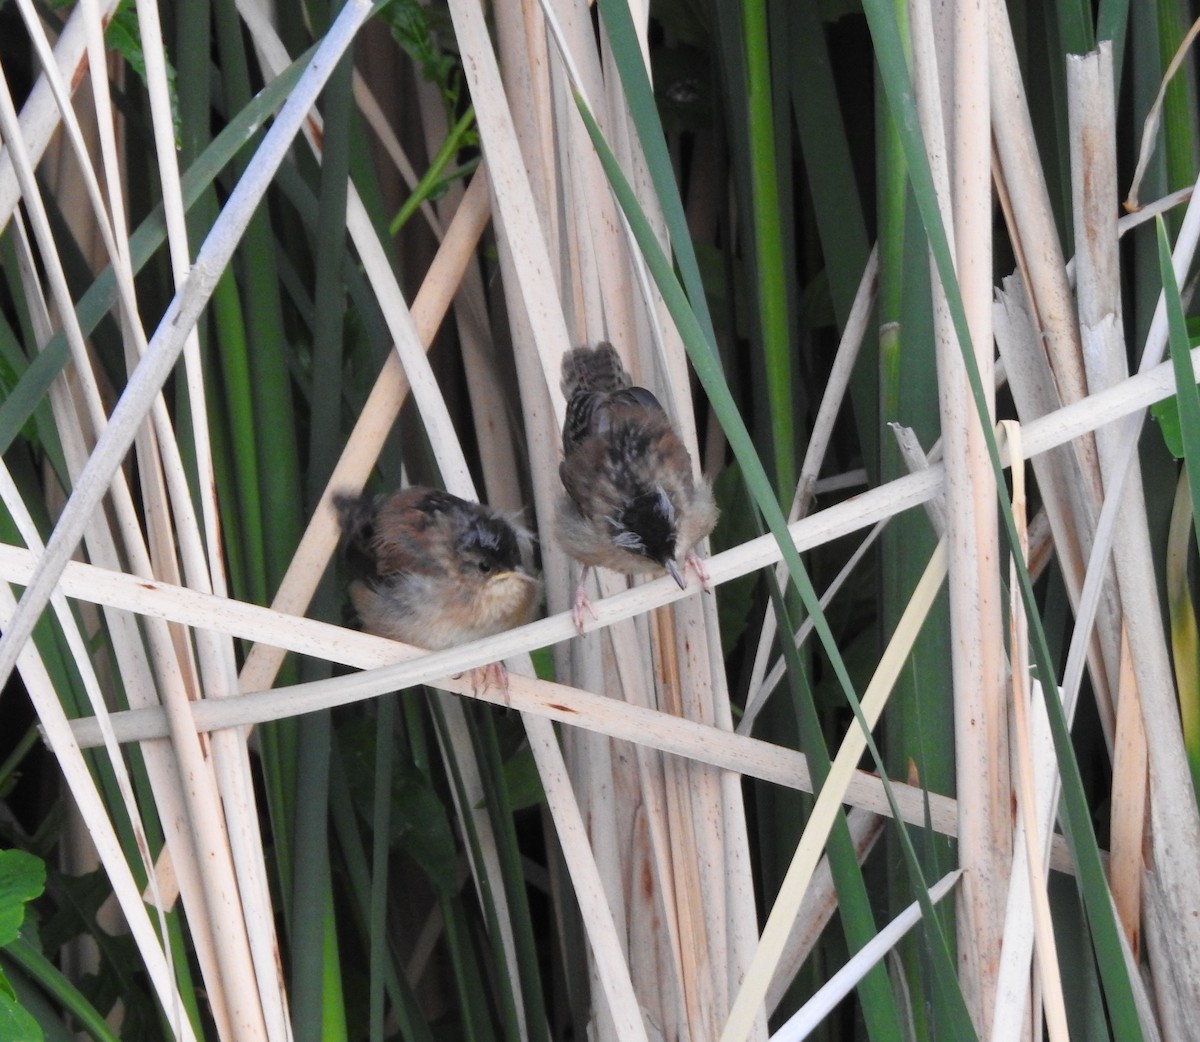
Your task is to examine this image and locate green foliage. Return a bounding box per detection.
[1150,316,1200,459]
[0,991,43,1042]
[0,849,43,949]
[1153,396,1188,458]
[49,0,187,147]
[0,850,44,1042]
[339,717,459,888]
[1159,216,1200,806]
[499,745,545,813]
[378,0,466,115]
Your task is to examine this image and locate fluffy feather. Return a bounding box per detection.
[556,343,717,628]
[335,487,539,650]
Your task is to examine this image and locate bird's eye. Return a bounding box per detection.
[477,560,493,574]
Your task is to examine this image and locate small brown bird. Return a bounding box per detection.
[334,488,539,659]
[556,342,718,629]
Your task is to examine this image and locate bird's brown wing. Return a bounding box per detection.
[607,386,666,415]
[361,489,455,580]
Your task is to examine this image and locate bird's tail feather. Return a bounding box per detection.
[559,342,630,396]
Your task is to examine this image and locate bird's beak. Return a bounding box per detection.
[665,558,686,590]
[494,568,536,583]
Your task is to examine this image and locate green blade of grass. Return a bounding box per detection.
[785,3,870,330]
[596,0,718,345]
[1155,0,1200,236]
[766,574,907,1040]
[3,938,124,1042]
[1057,0,1096,55]
[742,0,795,498]
[1158,215,1200,801]
[1159,213,1200,595]
[1165,466,1200,799]
[329,743,439,1042]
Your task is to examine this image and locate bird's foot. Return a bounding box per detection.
[685,550,711,588]
[460,662,510,705]
[572,583,599,633]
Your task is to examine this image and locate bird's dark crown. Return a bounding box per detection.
[458,514,523,575]
[611,486,676,564]
[410,490,525,576]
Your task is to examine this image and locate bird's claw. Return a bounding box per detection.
[452,662,510,704]
[476,663,511,705]
[572,584,598,633]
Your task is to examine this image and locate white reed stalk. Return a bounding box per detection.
[45,580,1076,885]
[719,538,949,1042]
[0,0,376,691]
[0,457,193,1041]
[764,809,886,1015]
[768,870,962,1042]
[991,309,1079,1030]
[0,580,201,1040]
[133,0,228,596]
[444,0,572,410]
[1068,44,1200,1025]
[136,2,289,1030]
[0,0,122,229]
[1066,40,1148,968]
[0,66,255,1038]
[997,422,1069,1042]
[916,0,1007,1026]
[994,275,1121,743]
[989,0,1093,418]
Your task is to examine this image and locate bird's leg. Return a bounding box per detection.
[684,549,711,588]
[572,566,598,632]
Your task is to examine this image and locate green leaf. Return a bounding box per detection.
[377,0,463,114]
[1158,212,1200,631]
[1153,395,1186,459]
[0,989,44,1042]
[339,721,458,887]
[106,12,146,79]
[1151,315,1200,459]
[0,851,45,948]
[499,745,545,813]
[106,0,182,148]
